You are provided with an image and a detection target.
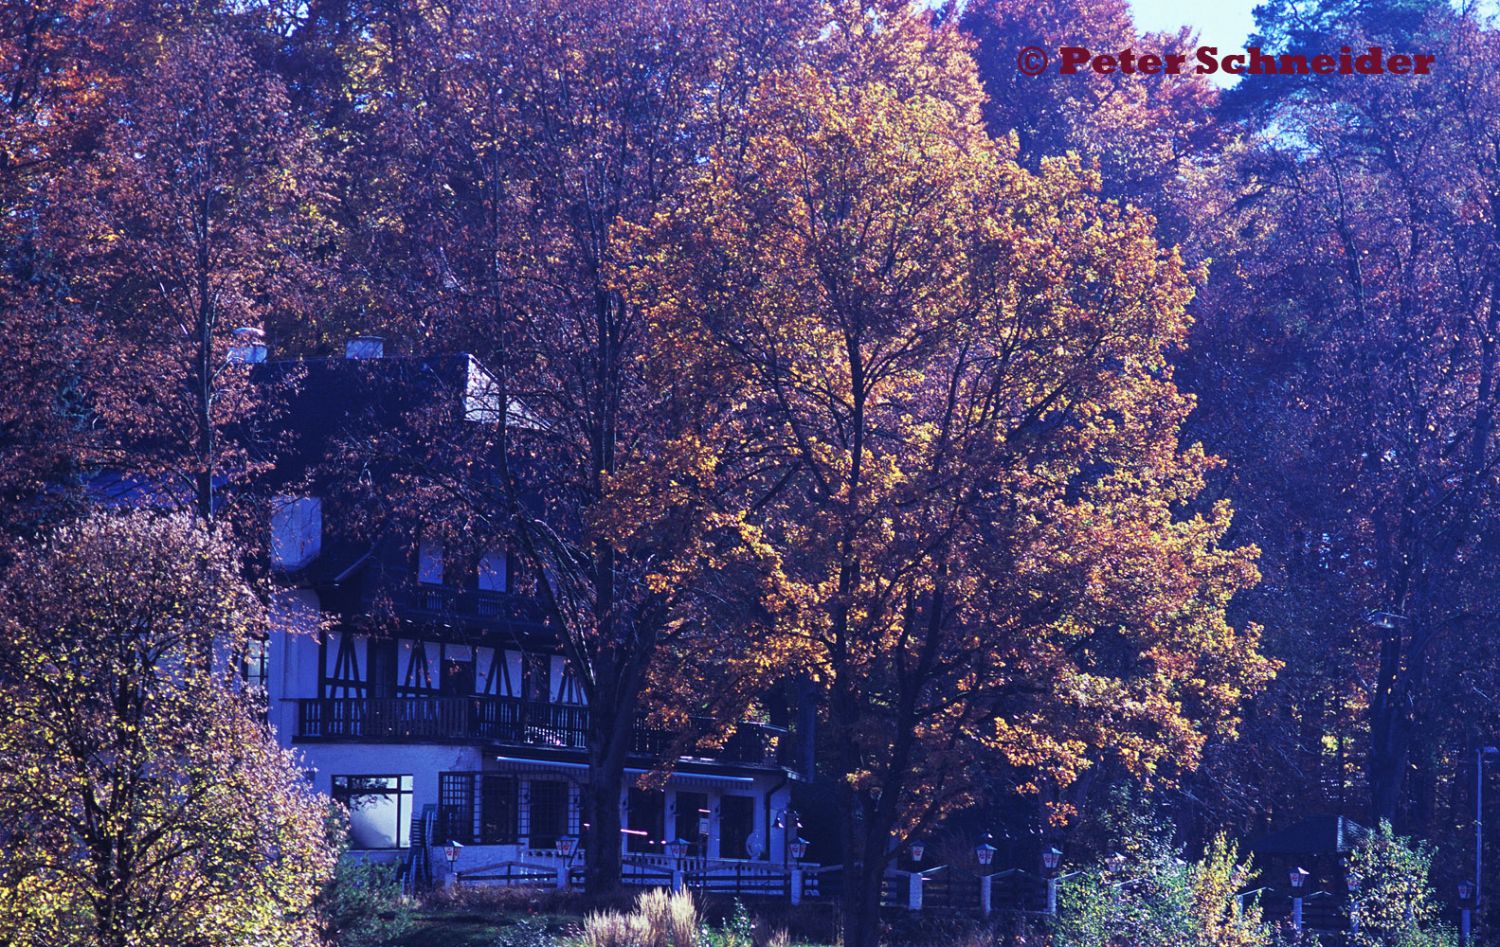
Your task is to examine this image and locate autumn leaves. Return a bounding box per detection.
[615,5,1271,942]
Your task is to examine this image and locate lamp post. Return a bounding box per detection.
[1460,879,1475,943]
[557,835,579,890]
[1478,746,1498,916]
[1289,866,1309,931]
[444,840,463,890]
[775,808,801,866]
[1043,846,1063,916]
[666,837,690,893]
[976,834,997,868]
[788,836,809,906]
[976,834,997,917]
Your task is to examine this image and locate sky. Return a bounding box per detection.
[1129,0,1259,48]
[1127,0,1260,86]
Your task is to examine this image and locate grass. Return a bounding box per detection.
[396,910,581,947]
[388,889,841,947]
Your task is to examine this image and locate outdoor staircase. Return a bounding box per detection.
[402,805,437,894]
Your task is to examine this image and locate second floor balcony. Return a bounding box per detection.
[295,695,785,768]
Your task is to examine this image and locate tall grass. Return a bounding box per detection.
[579,888,700,947]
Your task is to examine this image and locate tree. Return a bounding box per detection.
[326,0,820,893]
[0,512,337,947]
[1182,3,1500,835]
[629,3,1274,942]
[959,0,1224,241]
[0,0,140,535]
[42,21,331,525]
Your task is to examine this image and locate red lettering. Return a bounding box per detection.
[1060,47,1090,74]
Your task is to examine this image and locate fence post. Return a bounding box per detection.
[981,873,993,916]
[909,872,923,912]
[791,866,803,906]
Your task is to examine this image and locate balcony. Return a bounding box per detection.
[377,583,548,635]
[295,696,783,767]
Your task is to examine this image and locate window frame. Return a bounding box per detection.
[332,774,414,850]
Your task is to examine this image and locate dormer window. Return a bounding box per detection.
[478,549,508,592]
[270,496,322,571]
[417,540,445,585]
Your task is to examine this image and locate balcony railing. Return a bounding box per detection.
[383,584,545,629]
[296,696,782,766]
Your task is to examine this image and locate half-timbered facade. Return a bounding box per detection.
[250,341,804,885]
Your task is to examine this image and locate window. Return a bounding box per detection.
[720,795,755,860]
[627,788,664,854]
[674,791,709,858]
[526,779,569,849]
[242,636,269,692]
[523,653,551,704]
[417,540,444,585]
[440,657,475,697]
[478,549,509,592]
[438,772,518,845]
[368,640,397,699]
[270,496,322,570]
[332,775,413,849]
[481,775,519,844]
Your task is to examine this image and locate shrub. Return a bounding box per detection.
[1056,835,1271,947]
[1345,822,1458,947]
[316,848,413,947]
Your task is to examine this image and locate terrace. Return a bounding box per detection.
[295,695,785,767]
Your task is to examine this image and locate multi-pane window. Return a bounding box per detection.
[242,636,269,692]
[439,772,518,845]
[332,775,413,850]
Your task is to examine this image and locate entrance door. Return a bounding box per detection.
[674,791,709,858]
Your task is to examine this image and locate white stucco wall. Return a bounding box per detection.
[267,588,322,747]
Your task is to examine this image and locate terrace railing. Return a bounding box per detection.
[295,695,782,765]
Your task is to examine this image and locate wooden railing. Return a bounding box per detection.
[296,696,781,764]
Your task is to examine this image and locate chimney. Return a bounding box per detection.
[345,335,384,359]
[228,327,267,364]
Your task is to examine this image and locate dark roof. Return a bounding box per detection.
[1246,816,1371,856]
[246,353,496,487]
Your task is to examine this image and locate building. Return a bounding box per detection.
[246,340,806,888]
